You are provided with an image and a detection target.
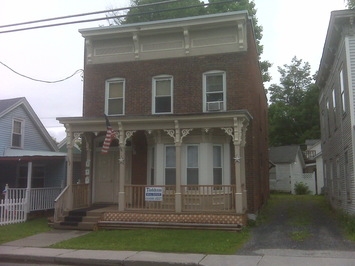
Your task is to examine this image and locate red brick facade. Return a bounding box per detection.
[82,19,269,214]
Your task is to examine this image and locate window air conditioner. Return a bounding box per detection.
[207,101,223,111]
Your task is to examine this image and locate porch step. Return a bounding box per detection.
[98,221,243,231]
[53,207,102,231]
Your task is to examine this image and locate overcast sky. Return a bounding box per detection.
[0,0,346,142]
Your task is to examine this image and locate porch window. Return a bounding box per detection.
[12,119,23,148]
[153,75,173,114]
[150,147,155,185]
[18,165,45,188]
[213,145,223,185]
[105,78,125,115]
[165,145,176,185]
[187,145,199,185]
[203,71,226,112]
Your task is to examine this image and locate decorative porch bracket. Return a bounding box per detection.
[164,120,192,213]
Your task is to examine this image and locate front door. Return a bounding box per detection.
[94,150,119,203]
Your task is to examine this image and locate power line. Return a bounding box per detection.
[0,0,234,34]
[0,61,83,83]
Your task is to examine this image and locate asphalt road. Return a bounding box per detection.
[236,195,355,255]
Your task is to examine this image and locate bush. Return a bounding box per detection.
[294,182,310,195]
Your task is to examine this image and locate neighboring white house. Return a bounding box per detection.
[270,145,320,194]
[317,10,355,214]
[303,140,324,195]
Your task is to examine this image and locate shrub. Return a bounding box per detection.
[294,182,310,195]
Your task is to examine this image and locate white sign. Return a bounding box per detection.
[145,187,163,201]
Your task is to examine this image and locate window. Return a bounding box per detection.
[153,75,173,114]
[18,165,45,188]
[105,78,125,115]
[332,88,336,126]
[326,98,330,136]
[150,148,155,185]
[187,145,199,185]
[165,146,176,185]
[203,71,226,112]
[213,145,223,185]
[12,119,23,148]
[340,69,346,114]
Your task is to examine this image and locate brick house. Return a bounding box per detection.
[56,11,269,230]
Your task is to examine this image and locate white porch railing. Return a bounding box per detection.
[124,185,236,213]
[29,187,62,211]
[54,186,69,223]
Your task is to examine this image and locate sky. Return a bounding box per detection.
[0,0,346,142]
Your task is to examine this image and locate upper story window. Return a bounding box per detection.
[340,69,346,114]
[153,75,173,114]
[12,119,24,148]
[203,71,226,112]
[105,78,125,115]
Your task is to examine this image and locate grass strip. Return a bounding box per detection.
[0,217,51,244]
[51,228,250,255]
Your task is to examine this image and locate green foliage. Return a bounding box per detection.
[52,228,250,255]
[294,182,311,195]
[338,212,355,241]
[124,0,206,24]
[268,57,320,146]
[346,0,355,9]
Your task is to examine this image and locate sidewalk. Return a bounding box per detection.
[1,230,355,266]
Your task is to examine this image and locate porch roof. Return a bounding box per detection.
[57,111,252,133]
[0,148,66,162]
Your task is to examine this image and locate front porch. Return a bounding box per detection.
[56,112,251,230]
[54,183,245,230]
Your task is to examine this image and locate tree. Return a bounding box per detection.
[268,57,320,146]
[107,0,271,82]
[346,0,355,8]
[123,0,205,24]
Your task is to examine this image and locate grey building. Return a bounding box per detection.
[317,9,355,214]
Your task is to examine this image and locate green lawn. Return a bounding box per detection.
[51,228,250,254]
[0,217,51,244]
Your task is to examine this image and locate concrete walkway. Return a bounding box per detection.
[1,230,355,266]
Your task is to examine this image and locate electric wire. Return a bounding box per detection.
[0,0,234,83]
[0,61,83,83]
[0,0,234,34]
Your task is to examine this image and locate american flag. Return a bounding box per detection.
[101,115,114,154]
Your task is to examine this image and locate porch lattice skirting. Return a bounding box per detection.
[99,212,246,230]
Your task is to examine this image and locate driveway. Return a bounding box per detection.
[236,195,355,255]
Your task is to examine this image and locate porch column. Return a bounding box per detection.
[25,161,32,213]
[240,127,248,212]
[175,142,182,213]
[225,117,249,214]
[65,125,73,209]
[84,133,93,205]
[165,121,192,213]
[118,123,126,211]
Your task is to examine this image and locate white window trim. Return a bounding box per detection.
[203,70,227,112]
[152,75,173,114]
[11,118,24,149]
[105,78,125,116]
